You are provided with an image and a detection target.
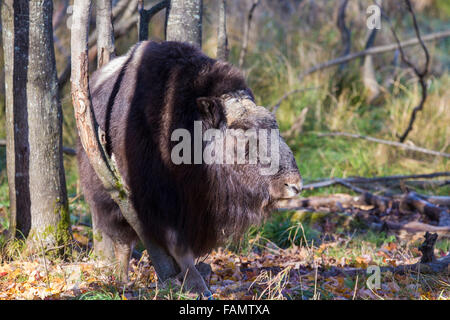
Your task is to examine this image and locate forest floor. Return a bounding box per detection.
[1,202,449,300]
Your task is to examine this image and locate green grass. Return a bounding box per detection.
[77,288,122,300]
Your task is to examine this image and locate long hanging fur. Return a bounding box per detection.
[78,41,287,256]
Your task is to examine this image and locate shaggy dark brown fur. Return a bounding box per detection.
[78,41,298,257]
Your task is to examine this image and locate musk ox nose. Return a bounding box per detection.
[282,171,303,198]
[284,183,302,195]
[269,171,303,200]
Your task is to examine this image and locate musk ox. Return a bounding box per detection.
[78,40,302,295]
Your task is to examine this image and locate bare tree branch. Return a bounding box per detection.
[302,172,450,190]
[297,30,449,81]
[53,0,69,31]
[389,0,430,142]
[88,0,138,48]
[111,0,130,20]
[138,0,168,41]
[59,4,148,89]
[317,132,450,158]
[238,0,260,68]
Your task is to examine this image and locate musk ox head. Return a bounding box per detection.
[192,89,302,202]
[170,87,302,254]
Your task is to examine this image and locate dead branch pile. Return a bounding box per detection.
[277,172,450,234]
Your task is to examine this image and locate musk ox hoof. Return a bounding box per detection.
[197,290,214,300]
[176,267,210,296]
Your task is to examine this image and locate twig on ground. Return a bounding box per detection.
[320,233,450,278]
[417,195,450,207]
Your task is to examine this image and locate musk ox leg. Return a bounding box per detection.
[196,262,212,283]
[89,204,138,283]
[113,241,135,283]
[92,217,115,263]
[166,230,211,297]
[92,217,136,283]
[173,252,212,297]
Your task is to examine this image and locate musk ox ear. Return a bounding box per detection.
[196,97,225,128]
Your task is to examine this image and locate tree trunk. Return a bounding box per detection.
[166,0,203,47]
[93,0,116,261]
[216,0,228,61]
[1,0,31,239]
[361,28,380,103]
[96,0,115,68]
[1,0,70,255]
[71,0,179,282]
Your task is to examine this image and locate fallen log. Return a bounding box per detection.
[276,194,364,212]
[401,192,447,222]
[381,221,450,237]
[415,195,450,207]
[303,172,450,190]
[278,190,449,226]
[355,179,449,190]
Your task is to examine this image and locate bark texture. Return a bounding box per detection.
[1,0,70,252]
[166,0,203,47]
[1,0,31,238]
[96,0,115,68]
[93,0,116,260]
[216,0,228,61]
[71,0,179,282]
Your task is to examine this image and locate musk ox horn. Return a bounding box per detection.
[221,90,261,125]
